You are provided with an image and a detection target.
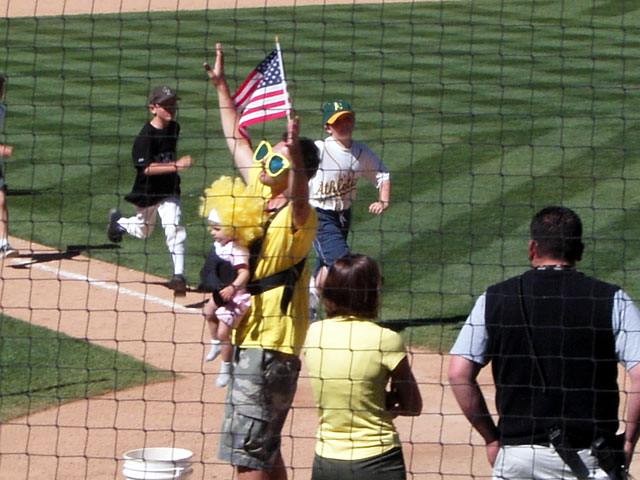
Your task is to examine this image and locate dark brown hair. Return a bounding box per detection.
[279,132,320,180]
[322,254,381,319]
[530,206,584,263]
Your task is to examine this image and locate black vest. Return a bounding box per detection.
[485,268,620,447]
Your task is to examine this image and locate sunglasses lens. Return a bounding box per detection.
[269,156,285,175]
[255,143,269,161]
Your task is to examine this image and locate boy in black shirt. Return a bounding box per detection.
[108,86,193,295]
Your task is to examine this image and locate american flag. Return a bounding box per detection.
[232,45,292,140]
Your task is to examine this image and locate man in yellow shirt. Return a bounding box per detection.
[205,43,320,480]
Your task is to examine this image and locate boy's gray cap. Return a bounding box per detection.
[148,85,178,104]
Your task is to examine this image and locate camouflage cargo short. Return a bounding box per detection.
[218,347,301,471]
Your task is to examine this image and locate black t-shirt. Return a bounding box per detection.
[125,120,181,207]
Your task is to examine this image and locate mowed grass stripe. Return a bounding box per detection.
[356,119,640,318]
[0,1,638,348]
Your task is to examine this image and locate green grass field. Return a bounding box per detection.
[1,0,639,351]
[0,315,173,422]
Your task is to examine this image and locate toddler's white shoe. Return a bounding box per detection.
[205,339,221,362]
[216,361,232,388]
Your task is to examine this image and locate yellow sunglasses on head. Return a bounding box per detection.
[253,140,291,178]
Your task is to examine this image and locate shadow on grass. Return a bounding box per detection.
[6,188,53,196]
[3,377,110,397]
[379,315,466,332]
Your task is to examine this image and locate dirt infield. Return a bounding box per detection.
[0,236,491,479]
[1,0,438,17]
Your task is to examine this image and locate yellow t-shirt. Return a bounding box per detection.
[233,165,318,356]
[304,316,407,460]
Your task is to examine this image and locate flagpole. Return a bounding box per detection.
[275,36,292,121]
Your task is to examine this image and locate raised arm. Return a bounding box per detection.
[204,43,254,182]
[282,117,311,229]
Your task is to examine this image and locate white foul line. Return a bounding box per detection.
[25,261,198,313]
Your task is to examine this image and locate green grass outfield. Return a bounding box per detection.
[1,0,640,350]
[0,315,173,422]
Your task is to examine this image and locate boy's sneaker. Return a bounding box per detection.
[107,208,123,243]
[169,274,187,296]
[0,244,19,259]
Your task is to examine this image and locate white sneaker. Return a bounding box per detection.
[216,361,232,388]
[205,339,221,362]
[0,244,18,258]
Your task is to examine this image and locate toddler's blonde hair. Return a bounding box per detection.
[199,176,265,248]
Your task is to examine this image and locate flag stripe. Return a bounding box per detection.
[242,99,288,118]
[239,110,288,128]
[243,89,287,110]
[232,74,261,108]
[231,47,292,140]
[244,97,285,111]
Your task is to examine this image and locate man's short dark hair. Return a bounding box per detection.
[280,132,320,180]
[322,254,381,319]
[299,137,320,180]
[530,206,584,263]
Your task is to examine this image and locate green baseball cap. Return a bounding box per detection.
[322,99,355,125]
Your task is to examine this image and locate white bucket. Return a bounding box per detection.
[122,447,194,480]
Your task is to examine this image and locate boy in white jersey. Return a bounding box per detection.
[308,99,391,318]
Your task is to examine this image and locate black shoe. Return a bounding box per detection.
[107,208,123,243]
[0,244,19,259]
[169,274,187,296]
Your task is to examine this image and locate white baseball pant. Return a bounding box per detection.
[493,445,609,480]
[117,196,186,275]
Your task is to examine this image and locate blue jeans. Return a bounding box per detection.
[313,207,352,276]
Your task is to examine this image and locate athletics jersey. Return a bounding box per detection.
[310,137,390,211]
[304,315,406,460]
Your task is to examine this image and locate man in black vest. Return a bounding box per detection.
[449,206,640,479]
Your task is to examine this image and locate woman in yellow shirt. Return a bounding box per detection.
[304,254,422,480]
